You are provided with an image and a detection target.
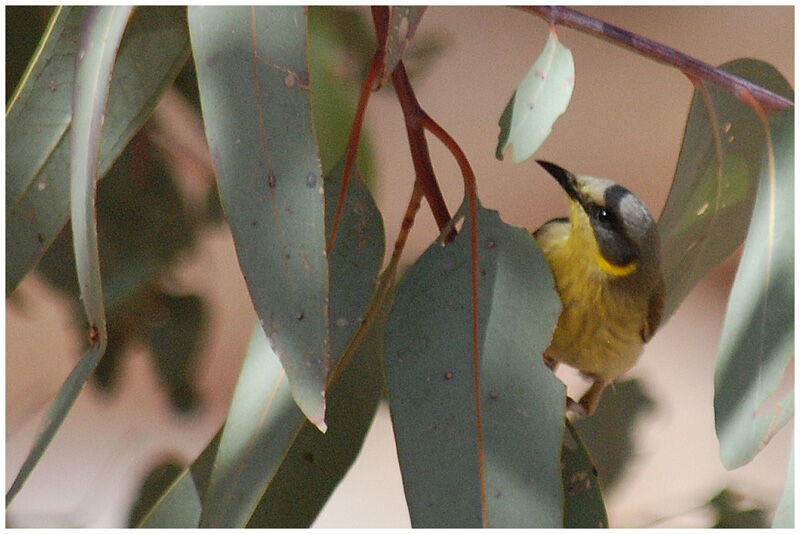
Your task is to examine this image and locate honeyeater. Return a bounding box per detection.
[533,160,664,416]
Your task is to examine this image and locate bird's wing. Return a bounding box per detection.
[641,275,665,342]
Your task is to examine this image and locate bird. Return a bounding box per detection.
[533,160,664,416]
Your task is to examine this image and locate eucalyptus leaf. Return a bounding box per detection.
[36,134,202,411]
[134,432,221,527]
[189,6,329,430]
[128,460,186,527]
[6,6,132,506]
[384,203,563,527]
[714,108,794,469]
[573,378,655,490]
[562,420,608,528]
[245,294,389,527]
[496,30,574,163]
[657,59,793,320]
[198,160,384,527]
[6,6,190,294]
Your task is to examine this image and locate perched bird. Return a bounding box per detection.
[533,160,664,416]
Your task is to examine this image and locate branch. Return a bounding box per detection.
[325,6,396,256]
[520,6,793,112]
[391,61,454,235]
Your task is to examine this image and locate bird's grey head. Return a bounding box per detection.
[536,160,661,276]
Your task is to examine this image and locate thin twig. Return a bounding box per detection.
[391,61,454,235]
[325,14,388,256]
[520,6,793,112]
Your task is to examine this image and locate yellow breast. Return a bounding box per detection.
[535,202,648,382]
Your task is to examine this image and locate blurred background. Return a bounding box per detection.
[6,6,794,527]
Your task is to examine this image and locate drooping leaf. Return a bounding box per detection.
[197,160,385,527]
[198,325,298,527]
[6,7,133,506]
[128,460,186,527]
[6,6,190,294]
[245,293,390,527]
[36,131,202,410]
[562,420,608,528]
[134,432,221,527]
[714,107,794,469]
[496,29,574,163]
[384,203,564,527]
[657,59,793,320]
[772,438,793,527]
[189,6,329,430]
[325,161,386,367]
[573,379,655,490]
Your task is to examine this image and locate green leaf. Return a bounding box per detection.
[562,420,608,528]
[36,132,201,409]
[384,204,564,527]
[134,432,221,527]
[198,160,385,527]
[135,466,202,528]
[325,161,386,366]
[6,6,133,506]
[6,6,190,294]
[128,460,186,527]
[379,7,427,84]
[714,107,794,469]
[772,438,793,527]
[189,6,329,430]
[245,294,390,527]
[657,60,794,320]
[573,379,655,490]
[496,29,574,163]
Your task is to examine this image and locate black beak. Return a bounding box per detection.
[536,160,580,202]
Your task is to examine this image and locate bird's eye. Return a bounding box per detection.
[597,208,614,225]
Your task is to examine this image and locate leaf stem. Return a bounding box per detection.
[520,6,793,112]
[325,18,387,256]
[390,61,454,235]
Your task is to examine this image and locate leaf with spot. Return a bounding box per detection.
[6,6,190,294]
[657,59,793,320]
[562,420,607,528]
[195,159,384,527]
[189,6,330,429]
[496,29,574,163]
[384,203,564,527]
[6,6,133,506]
[714,107,793,469]
[36,131,202,411]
